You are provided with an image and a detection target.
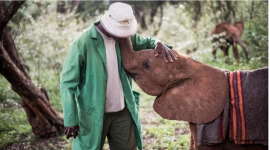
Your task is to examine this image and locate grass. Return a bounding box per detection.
[0,106,72,149]
[0,106,34,147]
[189,45,266,71]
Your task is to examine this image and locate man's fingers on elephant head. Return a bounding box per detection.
[162,44,176,62]
[161,51,169,62]
[163,57,168,62]
[154,49,158,57]
[170,50,177,60]
[167,52,173,62]
[163,48,173,62]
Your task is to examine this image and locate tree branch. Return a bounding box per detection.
[0,0,26,36]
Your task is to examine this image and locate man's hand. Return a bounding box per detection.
[154,42,177,62]
[64,125,80,139]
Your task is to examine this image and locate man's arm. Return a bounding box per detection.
[130,33,164,50]
[60,42,84,139]
[130,33,177,62]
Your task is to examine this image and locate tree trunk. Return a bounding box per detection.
[70,0,79,14]
[193,0,201,30]
[57,0,66,13]
[57,0,79,14]
[0,0,64,137]
[150,1,164,36]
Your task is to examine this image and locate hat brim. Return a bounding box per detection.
[101,12,137,38]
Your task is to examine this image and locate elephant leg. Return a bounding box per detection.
[212,48,217,60]
[189,123,197,150]
[212,38,219,60]
[232,42,239,62]
[220,45,230,63]
[237,39,248,59]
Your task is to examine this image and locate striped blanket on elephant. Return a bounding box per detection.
[197,68,268,146]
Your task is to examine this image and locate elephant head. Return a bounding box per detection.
[119,38,229,124]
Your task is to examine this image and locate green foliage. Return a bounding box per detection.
[244,1,268,69]
[76,1,109,19]
[0,107,34,147]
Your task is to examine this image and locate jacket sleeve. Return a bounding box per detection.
[130,33,172,51]
[60,41,85,127]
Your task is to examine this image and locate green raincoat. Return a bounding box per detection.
[60,21,160,150]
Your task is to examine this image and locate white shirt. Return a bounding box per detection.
[96,27,125,113]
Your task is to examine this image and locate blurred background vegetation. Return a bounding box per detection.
[0,0,268,149]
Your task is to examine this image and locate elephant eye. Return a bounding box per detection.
[143,61,149,69]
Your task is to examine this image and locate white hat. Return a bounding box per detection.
[101,2,137,38]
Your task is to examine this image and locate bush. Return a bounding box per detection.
[244,1,268,69]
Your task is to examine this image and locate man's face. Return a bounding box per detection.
[98,21,128,42]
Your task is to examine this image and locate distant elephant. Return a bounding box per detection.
[211,21,248,62]
[119,38,268,150]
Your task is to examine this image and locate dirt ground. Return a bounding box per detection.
[0,136,68,150]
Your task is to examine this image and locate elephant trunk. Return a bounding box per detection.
[119,38,136,70]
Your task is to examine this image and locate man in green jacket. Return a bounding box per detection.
[60,2,176,150]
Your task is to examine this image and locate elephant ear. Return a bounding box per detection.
[153,64,229,124]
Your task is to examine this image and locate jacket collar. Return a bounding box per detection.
[89,21,107,69]
[89,21,101,39]
[90,21,122,75]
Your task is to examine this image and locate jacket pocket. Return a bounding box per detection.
[133,91,140,111]
[78,106,95,134]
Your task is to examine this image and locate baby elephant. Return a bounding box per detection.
[119,38,268,150]
[211,21,248,63]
